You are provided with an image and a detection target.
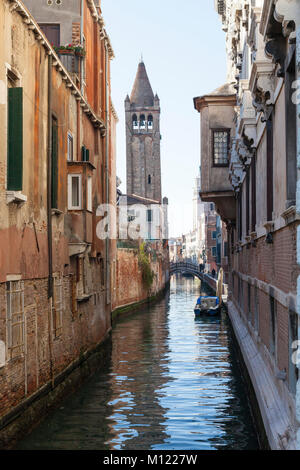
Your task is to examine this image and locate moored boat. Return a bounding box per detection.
[194,296,220,317]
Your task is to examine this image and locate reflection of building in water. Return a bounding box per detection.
[108,300,172,449]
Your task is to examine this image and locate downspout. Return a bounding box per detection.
[296,22,300,450]
[80,0,84,94]
[47,53,54,386]
[105,41,110,306]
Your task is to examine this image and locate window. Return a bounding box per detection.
[148,115,153,130]
[51,116,58,208]
[39,24,60,47]
[270,296,277,359]
[247,283,251,321]
[52,275,63,338]
[148,175,151,185]
[132,114,139,130]
[147,209,152,222]
[210,203,214,211]
[289,311,298,395]
[140,114,146,129]
[212,247,217,257]
[212,231,217,240]
[87,176,92,212]
[7,87,23,191]
[254,286,259,331]
[238,189,242,240]
[266,114,274,221]
[285,50,296,207]
[212,129,230,166]
[246,171,250,235]
[238,277,244,309]
[6,280,24,359]
[67,133,73,161]
[251,155,257,232]
[68,174,82,210]
[224,241,228,257]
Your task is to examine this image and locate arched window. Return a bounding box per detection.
[148,175,151,184]
[132,114,139,130]
[140,114,146,129]
[148,115,153,130]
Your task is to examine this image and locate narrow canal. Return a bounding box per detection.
[17,276,259,450]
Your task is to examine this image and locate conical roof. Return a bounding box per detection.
[130,61,154,107]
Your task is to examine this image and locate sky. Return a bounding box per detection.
[101,0,227,237]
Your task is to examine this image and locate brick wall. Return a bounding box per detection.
[115,246,168,310]
[229,222,298,395]
[0,258,110,424]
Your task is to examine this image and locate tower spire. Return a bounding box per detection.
[130,61,154,107]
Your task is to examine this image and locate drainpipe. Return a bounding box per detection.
[80,0,84,94]
[105,41,110,306]
[47,55,53,299]
[296,22,300,449]
[47,53,54,387]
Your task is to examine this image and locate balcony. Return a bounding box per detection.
[194,83,237,224]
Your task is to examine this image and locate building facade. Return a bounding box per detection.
[0,0,117,447]
[194,0,300,450]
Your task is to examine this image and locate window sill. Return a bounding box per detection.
[6,191,27,205]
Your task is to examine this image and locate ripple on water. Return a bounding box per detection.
[16,276,259,450]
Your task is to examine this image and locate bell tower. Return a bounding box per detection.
[125,61,162,203]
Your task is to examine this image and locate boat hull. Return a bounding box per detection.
[194,307,220,317]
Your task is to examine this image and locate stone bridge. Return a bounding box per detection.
[169,262,226,300]
[169,262,204,280]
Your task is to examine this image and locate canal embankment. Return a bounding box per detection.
[227,300,297,450]
[206,275,293,450]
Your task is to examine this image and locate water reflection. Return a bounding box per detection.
[16,275,259,450]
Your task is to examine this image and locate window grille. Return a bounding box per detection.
[6,280,25,358]
[212,129,230,166]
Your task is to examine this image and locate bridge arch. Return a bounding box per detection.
[169,262,204,281]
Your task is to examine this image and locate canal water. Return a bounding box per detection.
[16,276,259,450]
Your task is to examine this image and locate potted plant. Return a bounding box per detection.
[53,43,86,56]
[53,44,75,55]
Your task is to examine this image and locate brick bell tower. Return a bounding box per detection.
[125,61,162,203]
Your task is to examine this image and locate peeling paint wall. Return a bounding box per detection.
[0,0,116,445]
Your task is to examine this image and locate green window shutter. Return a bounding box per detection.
[51,119,58,208]
[7,88,23,191]
[81,145,86,161]
[81,146,89,162]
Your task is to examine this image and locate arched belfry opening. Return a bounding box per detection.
[132,114,139,130]
[148,115,153,130]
